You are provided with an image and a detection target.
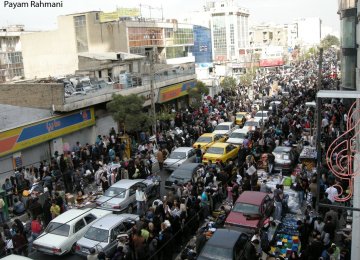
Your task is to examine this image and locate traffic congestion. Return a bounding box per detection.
[0,48,352,260]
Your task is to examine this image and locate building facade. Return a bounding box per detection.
[249,24,288,47]
[210,0,249,62]
[193,25,212,64]
[21,11,195,79]
[0,25,26,82]
[294,17,322,47]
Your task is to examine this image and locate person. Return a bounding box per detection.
[42,197,52,226]
[0,233,6,257]
[325,185,338,203]
[289,251,299,259]
[50,199,60,219]
[244,239,260,260]
[0,197,5,224]
[97,251,106,260]
[156,148,164,170]
[87,247,98,260]
[30,216,42,241]
[135,186,146,216]
[29,197,42,220]
[13,198,26,216]
[2,178,13,208]
[273,184,283,221]
[195,144,202,163]
[12,228,28,256]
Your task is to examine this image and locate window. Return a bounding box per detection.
[45,222,70,237]
[84,227,109,243]
[84,214,97,225]
[111,223,126,241]
[129,186,136,196]
[74,15,88,52]
[7,52,22,64]
[74,219,86,233]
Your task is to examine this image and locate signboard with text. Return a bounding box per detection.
[158,80,196,103]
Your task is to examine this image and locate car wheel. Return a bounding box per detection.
[127,204,133,214]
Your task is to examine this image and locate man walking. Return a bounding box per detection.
[136,186,146,215]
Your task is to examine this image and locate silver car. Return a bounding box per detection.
[163,147,196,171]
[95,179,154,212]
[75,214,139,258]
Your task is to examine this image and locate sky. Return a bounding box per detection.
[0,0,339,32]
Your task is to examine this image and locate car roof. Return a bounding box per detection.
[173,163,200,171]
[256,110,269,113]
[205,229,243,249]
[236,112,248,115]
[172,147,194,152]
[217,122,233,126]
[51,208,109,225]
[110,179,145,188]
[91,214,138,229]
[273,146,292,152]
[235,191,268,205]
[208,142,230,148]
[200,133,216,137]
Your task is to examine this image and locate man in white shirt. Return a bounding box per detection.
[326,185,338,203]
[135,186,146,215]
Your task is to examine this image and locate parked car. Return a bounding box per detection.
[226,129,249,146]
[165,163,202,189]
[33,208,111,255]
[212,122,238,135]
[202,143,239,164]
[96,179,155,212]
[193,133,227,151]
[225,191,274,234]
[197,229,249,260]
[75,213,139,258]
[272,146,299,174]
[163,147,196,171]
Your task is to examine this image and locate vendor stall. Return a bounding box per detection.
[299,146,317,171]
[271,213,301,259]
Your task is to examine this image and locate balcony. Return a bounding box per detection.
[338,0,356,10]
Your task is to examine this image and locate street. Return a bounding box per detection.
[29,165,170,260]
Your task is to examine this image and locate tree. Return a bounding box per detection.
[188,80,209,108]
[107,94,152,133]
[320,35,340,50]
[220,76,237,91]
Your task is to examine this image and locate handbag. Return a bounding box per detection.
[246,165,257,176]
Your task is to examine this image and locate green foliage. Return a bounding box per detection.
[240,67,257,87]
[157,106,175,121]
[188,80,209,108]
[220,76,237,91]
[107,94,152,132]
[321,35,340,50]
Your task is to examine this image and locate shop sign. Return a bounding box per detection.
[158,80,196,103]
[0,108,95,157]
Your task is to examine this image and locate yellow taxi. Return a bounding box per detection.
[235,112,250,127]
[193,133,227,151]
[202,142,239,164]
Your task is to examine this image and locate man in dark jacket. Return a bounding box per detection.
[244,239,260,260]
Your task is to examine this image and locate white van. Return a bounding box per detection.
[33,208,111,255]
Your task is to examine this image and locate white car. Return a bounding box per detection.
[164,147,196,171]
[254,110,270,123]
[33,208,111,255]
[243,118,261,132]
[226,129,249,146]
[212,122,238,135]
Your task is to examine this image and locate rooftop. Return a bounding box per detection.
[78,52,145,61]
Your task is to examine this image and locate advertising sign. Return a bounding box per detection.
[100,8,140,23]
[158,80,196,103]
[0,108,95,157]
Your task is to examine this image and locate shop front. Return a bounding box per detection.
[157,80,196,110]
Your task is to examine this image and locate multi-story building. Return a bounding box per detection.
[338,0,357,90]
[249,24,288,47]
[20,11,195,79]
[209,0,249,62]
[286,23,298,49]
[0,25,27,82]
[294,17,322,47]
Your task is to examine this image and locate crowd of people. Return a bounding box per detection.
[0,47,354,260]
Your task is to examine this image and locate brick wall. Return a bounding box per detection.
[0,83,64,109]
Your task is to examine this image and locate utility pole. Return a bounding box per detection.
[150,49,157,135]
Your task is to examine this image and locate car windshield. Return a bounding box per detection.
[215,125,230,131]
[255,112,267,117]
[104,187,126,198]
[236,114,245,119]
[45,222,70,237]
[171,170,193,179]
[197,136,212,143]
[230,132,246,139]
[206,147,224,155]
[244,121,258,127]
[200,245,232,260]
[84,226,109,243]
[233,202,260,215]
[169,152,186,159]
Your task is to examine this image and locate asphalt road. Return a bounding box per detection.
[28,166,170,260]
